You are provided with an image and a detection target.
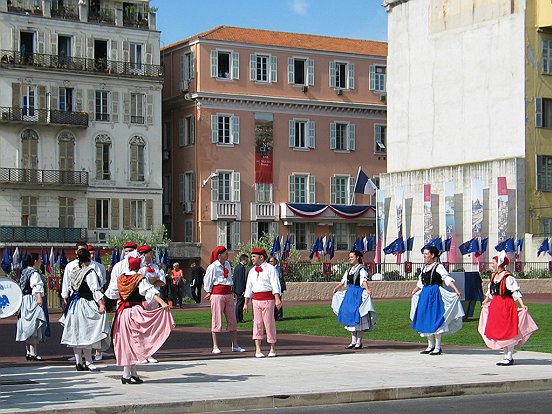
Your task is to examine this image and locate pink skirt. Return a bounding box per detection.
[112,306,175,366]
[478,304,538,350]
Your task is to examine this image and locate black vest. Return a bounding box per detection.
[489,273,514,297]
[347,265,365,286]
[420,264,443,286]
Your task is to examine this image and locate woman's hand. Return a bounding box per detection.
[98,302,106,313]
[365,288,372,296]
[36,296,43,307]
[204,292,211,301]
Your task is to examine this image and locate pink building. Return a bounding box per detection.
[161,26,387,266]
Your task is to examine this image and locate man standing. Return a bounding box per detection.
[62,242,103,307]
[170,262,184,308]
[190,262,205,304]
[233,254,249,323]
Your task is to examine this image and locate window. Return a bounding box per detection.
[217,220,241,250]
[95,134,111,180]
[210,50,239,80]
[21,85,37,120]
[333,223,355,250]
[537,155,552,191]
[130,135,145,181]
[179,171,195,203]
[59,88,73,112]
[58,132,75,180]
[543,218,552,235]
[251,221,277,242]
[212,171,240,202]
[184,219,193,242]
[129,43,143,74]
[256,183,272,203]
[289,174,316,203]
[179,115,195,146]
[21,129,39,170]
[543,40,552,75]
[59,197,75,228]
[536,98,552,128]
[250,53,277,83]
[95,90,110,121]
[291,223,314,250]
[131,93,144,124]
[288,57,314,86]
[182,52,194,81]
[331,176,356,205]
[289,119,315,149]
[211,114,239,145]
[330,122,356,151]
[130,200,144,229]
[95,199,109,229]
[369,65,386,92]
[21,196,38,226]
[374,125,386,154]
[330,61,355,89]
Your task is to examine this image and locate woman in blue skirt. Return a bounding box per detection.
[410,246,464,355]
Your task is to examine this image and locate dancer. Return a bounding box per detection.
[243,248,282,358]
[410,246,464,355]
[16,253,47,361]
[478,252,538,366]
[105,255,174,384]
[332,250,376,349]
[59,248,110,371]
[204,246,245,354]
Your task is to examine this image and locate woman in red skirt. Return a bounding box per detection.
[478,252,538,366]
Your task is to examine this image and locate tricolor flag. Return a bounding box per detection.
[1,248,11,275]
[354,167,378,196]
[537,238,549,257]
[47,247,54,275]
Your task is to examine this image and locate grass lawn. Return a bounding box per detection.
[172,300,551,354]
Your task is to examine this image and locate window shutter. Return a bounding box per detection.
[536,98,543,128]
[88,89,95,114]
[11,28,18,52]
[349,177,356,204]
[180,54,185,81]
[217,221,226,246]
[75,89,83,112]
[88,198,96,229]
[146,94,154,124]
[369,65,375,91]
[111,91,119,123]
[50,86,59,111]
[330,176,336,204]
[179,118,185,146]
[330,122,336,149]
[211,175,219,202]
[307,58,314,86]
[50,33,58,56]
[86,37,94,59]
[95,144,102,179]
[289,120,295,147]
[110,40,118,61]
[348,123,356,151]
[289,175,295,202]
[122,40,130,62]
[179,173,184,203]
[191,51,195,78]
[191,173,196,201]
[308,121,316,149]
[251,222,258,243]
[269,222,277,236]
[190,117,195,144]
[231,115,240,144]
[38,85,47,122]
[288,57,294,84]
[308,175,316,203]
[123,92,130,124]
[211,49,218,77]
[122,199,131,230]
[211,115,218,143]
[348,63,355,89]
[250,54,256,81]
[75,36,83,58]
[231,51,239,79]
[37,31,45,54]
[270,55,277,83]
[146,199,153,230]
[231,221,241,250]
[12,83,20,108]
[232,171,241,202]
[111,198,119,230]
[145,43,152,65]
[329,61,336,88]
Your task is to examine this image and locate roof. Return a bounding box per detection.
[162,26,387,57]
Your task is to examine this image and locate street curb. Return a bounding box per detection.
[10,378,552,414]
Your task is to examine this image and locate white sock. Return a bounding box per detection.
[130,364,138,377]
[26,345,31,355]
[350,333,357,345]
[505,346,514,360]
[123,366,131,379]
[73,347,82,365]
[427,335,435,349]
[82,348,92,365]
[434,334,442,350]
[29,344,37,356]
[356,331,364,344]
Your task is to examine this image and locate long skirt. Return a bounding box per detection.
[410,285,464,336]
[16,295,47,344]
[59,297,111,350]
[478,299,538,350]
[112,305,174,366]
[332,286,376,332]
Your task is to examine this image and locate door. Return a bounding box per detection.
[21,85,37,121]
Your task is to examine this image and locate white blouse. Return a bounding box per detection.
[416,262,455,288]
[340,265,369,286]
[244,262,281,298]
[204,260,233,292]
[486,273,522,301]
[28,270,44,295]
[104,275,159,304]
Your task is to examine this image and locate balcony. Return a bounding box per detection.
[0,107,88,127]
[211,202,241,221]
[250,202,278,221]
[0,168,88,186]
[0,226,87,243]
[279,203,375,224]
[0,50,163,78]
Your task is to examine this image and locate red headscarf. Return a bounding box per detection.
[128,257,141,271]
[209,246,227,264]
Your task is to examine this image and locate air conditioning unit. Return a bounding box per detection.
[302,85,308,93]
[180,80,189,93]
[336,89,343,96]
[97,232,107,243]
[379,94,386,102]
[162,150,170,160]
[183,201,193,213]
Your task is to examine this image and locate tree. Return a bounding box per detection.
[107,225,170,251]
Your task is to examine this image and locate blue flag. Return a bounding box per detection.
[40,248,46,274]
[94,249,101,263]
[110,249,119,267]
[270,236,280,257]
[537,238,549,257]
[354,167,377,196]
[421,237,443,253]
[1,248,12,274]
[383,238,405,255]
[328,237,335,260]
[475,238,488,256]
[163,248,170,266]
[444,237,452,252]
[406,237,414,252]
[367,236,376,252]
[459,238,478,255]
[503,238,515,253]
[515,238,524,253]
[309,238,320,260]
[60,248,68,269]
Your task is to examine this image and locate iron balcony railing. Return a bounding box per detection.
[0,49,163,78]
[0,106,88,127]
[0,226,87,243]
[0,168,88,186]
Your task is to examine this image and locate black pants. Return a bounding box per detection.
[191,284,202,304]
[235,293,245,322]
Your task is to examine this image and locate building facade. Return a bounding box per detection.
[0,0,163,252]
[381,0,552,263]
[161,26,387,265]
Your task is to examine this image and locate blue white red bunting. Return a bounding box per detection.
[286,203,373,219]
[328,205,373,218]
[287,203,328,217]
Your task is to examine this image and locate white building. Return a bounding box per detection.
[0,0,163,249]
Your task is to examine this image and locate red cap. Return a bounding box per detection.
[128,257,141,271]
[123,241,138,249]
[137,245,152,254]
[209,246,227,264]
[251,248,268,258]
[87,244,95,251]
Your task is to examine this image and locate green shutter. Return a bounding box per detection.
[146,199,153,230]
[88,198,96,229]
[122,199,130,229]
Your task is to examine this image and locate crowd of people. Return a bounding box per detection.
[14,241,539,382]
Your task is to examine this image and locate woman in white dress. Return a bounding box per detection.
[332,250,376,349]
[16,253,47,361]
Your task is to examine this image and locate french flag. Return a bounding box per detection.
[354,167,377,196]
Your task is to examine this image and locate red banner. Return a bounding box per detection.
[514,261,523,273]
[404,261,412,274]
[322,262,332,276]
[255,114,273,184]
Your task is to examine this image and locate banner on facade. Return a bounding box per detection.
[423,183,432,244]
[444,181,457,263]
[395,186,404,238]
[254,113,273,184]
[471,179,484,264]
[497,177,508,241]
[374,189,385,264]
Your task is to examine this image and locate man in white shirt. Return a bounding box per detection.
[61,242,103,306]
[106,241,137,294]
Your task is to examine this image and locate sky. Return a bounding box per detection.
[152,0,388,48]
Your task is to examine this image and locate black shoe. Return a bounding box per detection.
[345,343,356,349]
[29,355,43,361]
[420,347,435,354]
[121,376,143,384]
[429,348,442,355]
[354,343,363,349]
[237,319,246,323]
[76,363,89,371]
[131,376,144,384]
[496,359,514,366]
[25,354,31,361]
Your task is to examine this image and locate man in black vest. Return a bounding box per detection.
[233,254,249,322]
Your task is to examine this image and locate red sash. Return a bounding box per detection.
[252,291,274,301]
[212,285,232,295]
